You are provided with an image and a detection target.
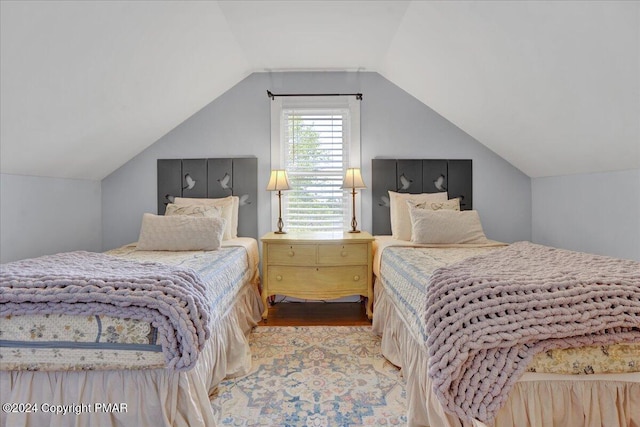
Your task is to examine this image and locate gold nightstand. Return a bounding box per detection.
[261,231,374,320]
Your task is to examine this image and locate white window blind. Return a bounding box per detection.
[270,96,361,233]
[283,109,348,232]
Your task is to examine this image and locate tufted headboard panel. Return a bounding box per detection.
[371,158,472,236]
[157,157,258,239]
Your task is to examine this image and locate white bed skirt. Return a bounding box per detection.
[372,280,640,427]
[0,284,263,427]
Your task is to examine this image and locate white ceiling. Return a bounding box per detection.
[1,1,638,180]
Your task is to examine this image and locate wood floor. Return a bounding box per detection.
[259,301,372,326]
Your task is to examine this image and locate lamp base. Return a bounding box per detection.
[348,230,361,233]
[275,212,286,234]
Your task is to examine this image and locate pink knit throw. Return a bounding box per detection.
[425,241,640,423]
[1,251,212,371]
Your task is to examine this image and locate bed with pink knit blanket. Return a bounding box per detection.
[372,237,640,427]
[0,239,263,427]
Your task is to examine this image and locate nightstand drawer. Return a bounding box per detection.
[267,265,368,299]
[318,243,368,265]
[267,244,316,265]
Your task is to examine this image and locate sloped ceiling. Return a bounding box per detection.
[0,1,250,180]
[1,1,638,180]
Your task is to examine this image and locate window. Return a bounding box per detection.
[271,96,361,233]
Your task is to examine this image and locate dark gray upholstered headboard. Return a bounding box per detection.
[371,158,472,236]
[157,157,258,239]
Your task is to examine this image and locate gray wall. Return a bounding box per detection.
[0,173,102,263]
[102,72,531,250]
[532,169,640,261]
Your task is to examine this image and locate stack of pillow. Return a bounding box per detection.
[388,191,489,244]
[136,196,239,251]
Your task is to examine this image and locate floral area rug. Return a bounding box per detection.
[211,326,407,426]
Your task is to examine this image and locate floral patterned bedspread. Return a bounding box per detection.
[0,313,165,371]
[379,246,640,375]
[0,242,255,371]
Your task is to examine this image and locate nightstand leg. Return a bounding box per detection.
[261,292,269,319]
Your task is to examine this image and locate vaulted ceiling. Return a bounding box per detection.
[1,1,638,180]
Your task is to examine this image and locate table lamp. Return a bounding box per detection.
[266,170,291,234]
[342,168,366,233]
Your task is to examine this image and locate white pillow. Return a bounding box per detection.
[408,208,489,244]
[388,191,448,241]
[136,213,226,251]
[174,196,237,240]
[406,198,460,212]
[164,203,223,217]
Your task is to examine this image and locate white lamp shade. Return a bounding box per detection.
[342,168,366,189]
[266,170,291,191]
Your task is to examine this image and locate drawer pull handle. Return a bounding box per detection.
[341,251,348,257]
[287,251,295,257]
[276,275,283,281]
[353,275,360,281]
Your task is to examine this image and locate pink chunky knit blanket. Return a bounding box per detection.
[425,241,640,423]
[0,251,213,371]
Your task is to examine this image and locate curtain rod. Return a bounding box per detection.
[267,90,362,100]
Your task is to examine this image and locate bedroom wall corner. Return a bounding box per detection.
[361,73,532,243]
[532,169,640,261]
[101,72,271,251]
[0,173,102,263]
